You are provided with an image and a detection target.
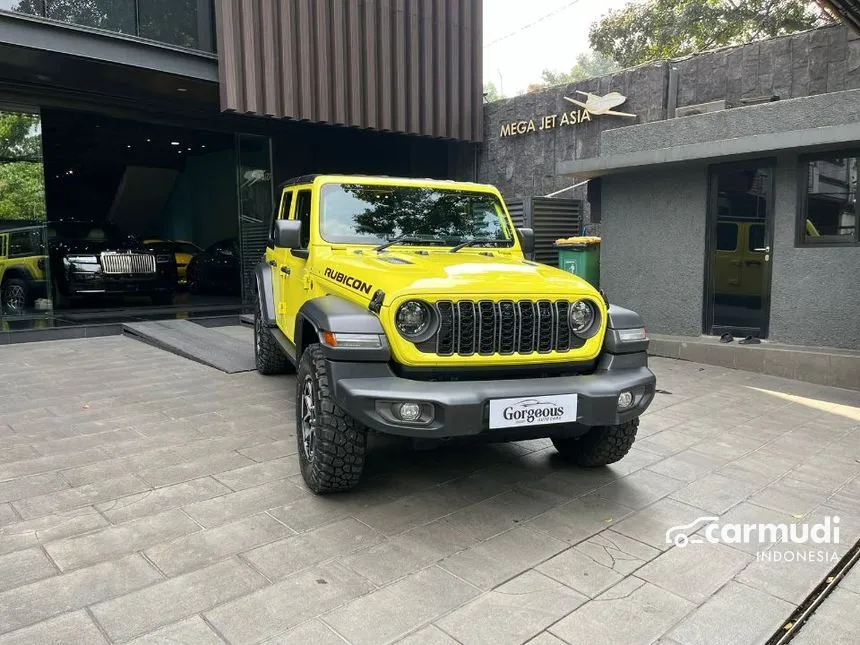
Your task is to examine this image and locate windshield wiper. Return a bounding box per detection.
[374,235,444,252]
[449,238,509,253]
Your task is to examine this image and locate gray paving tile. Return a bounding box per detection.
[611,498,711,550]
[214,456,302,491]
[669,472,762,514]
[44,508,201,571]
[646,449,729,482]
[183,480,308,528]
[790,588,860,645]
[261,619,345,645]
[145,513,293,577]
[0,448,106,481]
[636,542,752,603]
[139,451,256,488]
[0,503,17,528]
[340,520,475,586]
[243,517,382,580]
[0,507,109,556]
[440,526,567,590]
[397,625,461,644]
[524,634,568,645]
[536,546,625,598]
[668,581,793,645]
[0,547,57,593]
[95,478,231,524]
[268,485,395,533]
[323,565,479,645]
[0,554,161,635]
[736,542,839,604]
[549,578,695,645]
[91,558,266,643]
[0,610,109,645]
[0,473,69,504]
[238,439,298,463]
[572,530,661,576]
[205,562,375,645]
[749,477,833,516]
[707,502,804,555]
[126,616,224,645]
[593,469,686,510]
[528,492,636,545]
[634,430,704,456]
[12,474,150,520]
[436,570,586,645]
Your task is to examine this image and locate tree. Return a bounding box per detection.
[533,52,621,91]
[589,0,830,68]
[0,112,45,222]
[483,82,503,102]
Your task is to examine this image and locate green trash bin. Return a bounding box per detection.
[555,236,601,287]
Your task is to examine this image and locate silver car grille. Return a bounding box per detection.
[100,253,156,275]
[431,299,581,356]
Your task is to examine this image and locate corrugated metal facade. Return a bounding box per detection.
[215,0,483,142]
[505,197,582,266]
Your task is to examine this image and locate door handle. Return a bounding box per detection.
[753,246,770,253]
[280,266,291,275]
[268,260,277,267]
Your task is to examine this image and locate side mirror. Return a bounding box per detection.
[274,219,302,249]
[516,227,535,258]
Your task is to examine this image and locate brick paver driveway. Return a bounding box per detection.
[1,330,858,645]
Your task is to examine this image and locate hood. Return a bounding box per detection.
[315,248,598,301]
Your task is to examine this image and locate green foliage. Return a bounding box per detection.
[484,82,503,102]
[589,0,829,68]
[0,112,46,222]
[535,52,621,90]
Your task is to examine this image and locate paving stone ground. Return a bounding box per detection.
[0,328,858,645]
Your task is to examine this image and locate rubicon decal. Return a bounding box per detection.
[323,267,373,295]
[489,393,578,429]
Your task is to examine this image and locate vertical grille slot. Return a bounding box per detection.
[478,301,496,355]
[457,301,477,355]
[537,300,554,353]
[497,300,517,355]
[517,300,536,354]
[555,300,571,351]
[436,301,455,356]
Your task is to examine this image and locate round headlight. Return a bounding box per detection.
[395,300,436,340]
[569,300,598,337]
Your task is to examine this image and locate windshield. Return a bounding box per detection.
[320,183,514,247]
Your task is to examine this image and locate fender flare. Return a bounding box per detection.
[254,260,277,327]
[296,295,389,362]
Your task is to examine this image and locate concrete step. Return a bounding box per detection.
[649,334,860,391]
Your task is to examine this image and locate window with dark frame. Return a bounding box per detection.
[799,154,859,245]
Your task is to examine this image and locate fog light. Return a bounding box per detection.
[617,391,635,411]
[395,402,422,422]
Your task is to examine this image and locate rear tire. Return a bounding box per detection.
[552,418,639,467]
[296,343,366,493]
[1,278,28,315]
[254,292,291,375]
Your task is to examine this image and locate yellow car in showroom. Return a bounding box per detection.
[253,174,656,494]
[144,239,201,286]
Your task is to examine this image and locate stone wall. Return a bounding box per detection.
[480,25,860,200]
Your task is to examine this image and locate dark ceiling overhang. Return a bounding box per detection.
[215,0,484,142]
[818,0,860,33]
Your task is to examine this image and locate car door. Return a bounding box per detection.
[265,189,294,325]
[280,187,313,341]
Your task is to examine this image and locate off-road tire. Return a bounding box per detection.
[296,343,366,493]
[552,418,639,467]
[254,292,291,375]
[1,278,28,315]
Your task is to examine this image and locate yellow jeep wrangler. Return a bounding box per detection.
[255,175,656,493]
[0,226,48,316]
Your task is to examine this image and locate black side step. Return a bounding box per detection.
[122,320,255,374]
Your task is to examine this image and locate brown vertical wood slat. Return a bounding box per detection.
[330,0,347,125]
[460,0,473,141]
[419,0,434,136]
[217,0,482,141]
[434,0,447,137]
[447,0,460,140]
[377,0,393,131]
[314,0,331,123]
[364,0,379,130]
[260,0,280,117]
[296,0,313,120]
[405,0,421,134]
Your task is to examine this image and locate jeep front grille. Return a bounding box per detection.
[100,253,156,275]
[428,300,582,356]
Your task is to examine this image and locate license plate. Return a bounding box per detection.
[489,393,578,429]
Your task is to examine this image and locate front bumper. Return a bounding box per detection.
[327,357,656,439]
[66,273,174,296]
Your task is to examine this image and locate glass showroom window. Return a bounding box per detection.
[799,155,860,245]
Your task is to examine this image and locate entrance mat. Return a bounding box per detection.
[122,319,256,373]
